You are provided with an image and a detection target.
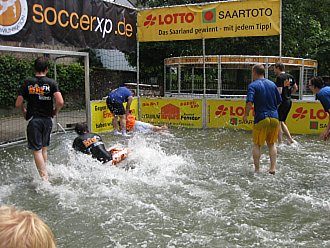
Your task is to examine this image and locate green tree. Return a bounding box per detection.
[0,55,85,109]
[130,0,330,79]
[282,0,330,74]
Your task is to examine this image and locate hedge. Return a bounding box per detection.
[0,55,85,108]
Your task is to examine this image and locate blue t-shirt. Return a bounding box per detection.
[108,87,132,103]
[246,78,282,124]
[316,86,330,113]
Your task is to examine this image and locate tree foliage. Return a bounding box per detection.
[0,56,85,108]
[131,0,330,78]
[0,56,33,107]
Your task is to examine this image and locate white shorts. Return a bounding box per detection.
[134,121,153,133]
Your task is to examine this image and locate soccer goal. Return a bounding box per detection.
[0,45,90,146]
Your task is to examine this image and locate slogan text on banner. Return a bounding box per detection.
[138,0,280,42]
[91,99,138,133]
[140,98,203,128]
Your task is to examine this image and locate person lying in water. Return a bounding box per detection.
[126,111,168,134]
[72,123,128,165]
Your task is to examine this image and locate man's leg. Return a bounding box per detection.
[252,144,261,173]
[281,122,294,144]
[42,147,48,162]
[152,125,169,133]
[278,123,283,144]
[160,125,168,130]
[267,142,277,174]
[119,115,127,134]
[112,116,119,131]
[152,125,163,132]
[32,149,48,181]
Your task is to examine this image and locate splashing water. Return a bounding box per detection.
[0,129,329,247]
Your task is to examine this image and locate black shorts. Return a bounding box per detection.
[27,117,53,150]
[106,97,125,116]
[91,145,112,163]
[278,101,292,122]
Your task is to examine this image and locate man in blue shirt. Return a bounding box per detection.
[106,87,133,136]
[308,77,330,141]
[243,64,282,175]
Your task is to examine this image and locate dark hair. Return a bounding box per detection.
[274,62,285,71]
[75,123,89,135]
[321,75,330,86]
[309,77,325,89]
[34,57,49,73]
[252,64,265,76]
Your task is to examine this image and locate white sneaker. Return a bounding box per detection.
[122,132,130,137]
[113,130,121,135]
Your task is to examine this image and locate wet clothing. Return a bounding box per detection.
[253,117,279,145]
[18,76,59,120]
[27,117,53,150]
[126,114,155,133]
[106,87,132,115]
[73,132,112,163]
[276,73,296,102]
[316,86,330,113]
[246,78,282,124]
[107,87,132,103]
[134,121,154,133]
[276,73,296,121]
[106,98,125,115]
[278,100,292,122]
[18,76,60,150]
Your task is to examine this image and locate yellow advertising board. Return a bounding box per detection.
[140,98,203,128]
[138,0,280,42]
[286,101,329,135]
[207,99,254,130]
[90,98,327,135]
[91,101,113,133]
[207,99,328,135]
[90,99,138,133]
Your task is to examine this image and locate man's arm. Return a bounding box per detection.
[53,92,64,117]
[125,96,133,115]
[320,111,330,141]
[15,95,26,119]
[276,75,284,94]
[291,83,298,94]
[243,101,253,122]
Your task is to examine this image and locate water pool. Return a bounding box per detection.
[0,129,329,247]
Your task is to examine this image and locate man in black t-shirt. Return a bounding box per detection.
[72,123,129,166]
[274,62,298,144]
[73,123,113,163]
[15,57,64,181]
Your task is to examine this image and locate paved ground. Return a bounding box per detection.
[0,110,86,145]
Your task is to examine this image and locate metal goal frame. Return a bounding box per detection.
[0,45,90,146]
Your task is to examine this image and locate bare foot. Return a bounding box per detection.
[41,175,49,181]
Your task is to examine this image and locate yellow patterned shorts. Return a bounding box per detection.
[253,117,279,145]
